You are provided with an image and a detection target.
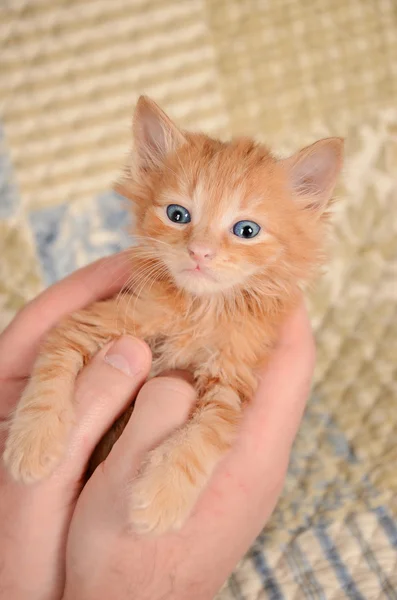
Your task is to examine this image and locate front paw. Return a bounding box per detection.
[4,406,72,484]
[129,453,201,534]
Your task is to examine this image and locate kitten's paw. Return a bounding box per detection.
[3,406,73,483]
[129,458,200,535]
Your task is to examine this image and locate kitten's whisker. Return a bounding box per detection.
[115,259,157,331]
[128,265,168,335]
[142,264,169,308]
[114,271,139,331]
[122,269,153,335]
[125,261,167,335]
[132,234,161,243]
[113,255,156,311]
[132,235,173,249]
[83,251,134,292]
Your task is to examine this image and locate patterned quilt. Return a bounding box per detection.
[1,1,397,598]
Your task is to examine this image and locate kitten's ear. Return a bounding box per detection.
[282,138,343,214]
[133,96,186,171]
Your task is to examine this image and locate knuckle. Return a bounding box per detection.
[76,362,134,405]
[139,376,196,400]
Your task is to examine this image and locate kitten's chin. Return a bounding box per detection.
[172,269,230,296]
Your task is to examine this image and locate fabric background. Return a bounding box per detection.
[1,1,396,597]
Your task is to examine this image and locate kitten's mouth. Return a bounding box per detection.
[171,262,223,294]
[181,265,216,281]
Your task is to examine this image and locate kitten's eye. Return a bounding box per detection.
[232,220,261,239]
[166,204,191,224]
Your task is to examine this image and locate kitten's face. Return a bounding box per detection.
[120,97,343,298]
[138,146,293,296]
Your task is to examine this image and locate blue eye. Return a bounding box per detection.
[232,220,261,239]
[166,204,191,224]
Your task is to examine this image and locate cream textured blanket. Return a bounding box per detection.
[1,1,396,597]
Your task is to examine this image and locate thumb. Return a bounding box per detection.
[55,336,152,484]
[104,375,197,489]
[79,375,196,528]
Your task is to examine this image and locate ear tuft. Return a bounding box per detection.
[283,137,344,214]
[133,96,186,171]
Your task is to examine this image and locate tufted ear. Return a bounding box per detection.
[282,137,344,214]
[133,95,186,171]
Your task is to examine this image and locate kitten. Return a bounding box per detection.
[3,96,343,533]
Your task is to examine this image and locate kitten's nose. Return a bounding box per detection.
[188,242,215,261]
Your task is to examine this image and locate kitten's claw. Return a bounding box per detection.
[3,408,72,483]
[129,461,199,535]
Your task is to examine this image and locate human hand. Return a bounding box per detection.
[0,252,152,600]
[63,302,315,600]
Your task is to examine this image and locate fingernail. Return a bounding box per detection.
[104,336,150,377]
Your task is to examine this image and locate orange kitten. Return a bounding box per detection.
[3,97,343,533]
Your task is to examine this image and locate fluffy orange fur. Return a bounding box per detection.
[3,97,343,533]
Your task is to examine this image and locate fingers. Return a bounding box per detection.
[158,302,316,583]
[60,304,314,600]
[80,301,313,530]
[0,335,152,600]
[100,375,197,490]
[219,300,315,498]
[0,251,133,379]
[52,336,152,486]
[250,300,315,449]
[276,297,315,353]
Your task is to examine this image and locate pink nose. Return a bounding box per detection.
[188,243,215,261]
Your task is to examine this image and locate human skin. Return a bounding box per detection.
[62,291,315,599]
[0,252,315,600]
[0,252,150,600]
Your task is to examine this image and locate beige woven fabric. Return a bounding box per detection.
[208,0,397,139]
[1,1,396,597]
